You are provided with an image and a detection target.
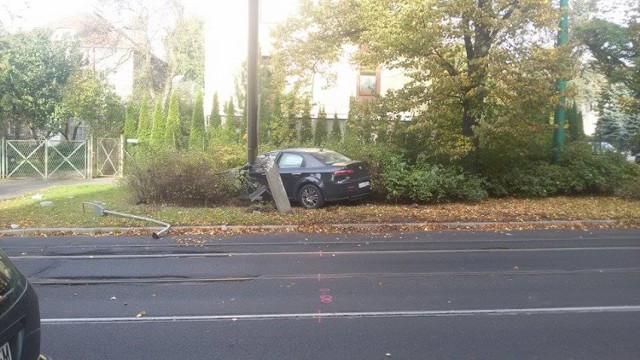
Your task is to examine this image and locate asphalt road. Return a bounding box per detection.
[2,229,639,359]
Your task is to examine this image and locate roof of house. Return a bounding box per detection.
[41,12,138,50]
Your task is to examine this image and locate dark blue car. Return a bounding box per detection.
[248,148,372,209]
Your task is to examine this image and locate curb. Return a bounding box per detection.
[0,219,621,236]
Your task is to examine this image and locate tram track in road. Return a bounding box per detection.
[26,267,640,286]
[6,230,637,358]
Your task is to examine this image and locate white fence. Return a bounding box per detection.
[0,136,123,180]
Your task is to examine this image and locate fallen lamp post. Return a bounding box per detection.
[82,202,171,239]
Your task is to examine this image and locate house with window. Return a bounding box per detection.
[44,12,167,100]
[39,12,167,140]
[204,1,410,127]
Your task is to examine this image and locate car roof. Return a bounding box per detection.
[280,148,326,153]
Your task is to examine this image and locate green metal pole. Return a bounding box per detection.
[552,0,569,164]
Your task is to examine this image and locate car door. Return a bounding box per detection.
[276,152,305,197]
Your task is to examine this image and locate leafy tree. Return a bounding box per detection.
[137,95,152,143]
[189,90,206,151]
[123,101,138,141]
[57,69,123,139]
[104,0,196,103]
[573,2,640,152]
[164,91,182,149]
[0,30,80,138]
[150,98,166,146]
[166,16,205,87]
[315,107,328,146]
[575,18,636,94]
[272,0,567,153]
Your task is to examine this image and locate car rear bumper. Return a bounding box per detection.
[325,179,372,202]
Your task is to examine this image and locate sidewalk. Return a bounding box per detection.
[0,178,117,201]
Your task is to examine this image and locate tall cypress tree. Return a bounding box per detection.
[330,112,342,142]
[137,95,152,144]
[224,97,237,143]
[209,92,221,128]
[269,94,284,145]
[300,101,313,144]
[189,91,206,151]
[315,107,328,146]
[150,98,165,147]
[165,92,182,149]
[567,102,585,142]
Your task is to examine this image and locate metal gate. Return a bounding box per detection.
[1,137,123,179]
[1,139,88,179]
[94,137,122,177]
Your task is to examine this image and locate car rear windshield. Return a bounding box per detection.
[312,151,351,165]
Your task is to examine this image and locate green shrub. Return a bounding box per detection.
[559,144,639,194]
[382,159,487,203]
[484,162,565,198]
[616,175,640,200]
[124,148,245,206]
[326,138,397,200]
[484,143,640,197]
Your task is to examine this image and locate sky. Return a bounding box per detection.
[0,0,297,32]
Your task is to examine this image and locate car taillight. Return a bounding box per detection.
[334,169,355,177]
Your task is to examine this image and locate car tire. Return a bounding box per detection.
[298,184,325,209]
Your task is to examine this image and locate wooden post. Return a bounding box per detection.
[265,162,292,214]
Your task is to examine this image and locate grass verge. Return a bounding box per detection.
[1,182,639,233]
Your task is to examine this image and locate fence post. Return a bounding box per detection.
[119,134,125,177]
[88,135,93,179]
[44,139,48,179]
[1,137,5,179]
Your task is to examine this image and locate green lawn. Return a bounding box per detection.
[1,183,639,232]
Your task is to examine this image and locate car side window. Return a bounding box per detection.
[278,153,304,168]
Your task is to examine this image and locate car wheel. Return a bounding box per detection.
[298,184,325,209]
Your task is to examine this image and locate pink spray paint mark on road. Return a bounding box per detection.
[320,295,333,304]
[319,288,333,304]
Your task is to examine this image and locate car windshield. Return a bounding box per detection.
[312,151,351,165]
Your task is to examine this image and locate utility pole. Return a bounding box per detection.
[247,0,259,164]
[552,0,569,164]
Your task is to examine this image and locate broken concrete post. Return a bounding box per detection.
[264,162,292,214]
